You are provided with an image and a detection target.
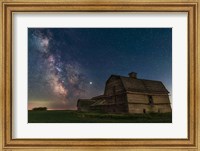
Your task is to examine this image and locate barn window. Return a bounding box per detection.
[148,95,154,106]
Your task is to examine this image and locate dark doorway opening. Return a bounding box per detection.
[143,109,146,113]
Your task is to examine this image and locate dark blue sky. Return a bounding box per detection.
[28,28,172,110]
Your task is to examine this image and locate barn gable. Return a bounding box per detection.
[104,75,126,96]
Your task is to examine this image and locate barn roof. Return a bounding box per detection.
[91,95,106,100]
[77,99,96,107]
[90,99,109,106]
[108,75,169,94]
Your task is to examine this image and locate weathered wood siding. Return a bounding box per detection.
[127,93,171,113]
[156,104,172,113]
[90,103,128,113]
[128,104,149,113]
[128,104,172,113]
[104,76,125,96]
[115,94,127,104]
[127,94,170,104]
[153,95,170,104]
[108,94,127,104]
[127,94,148,104]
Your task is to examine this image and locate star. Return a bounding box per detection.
[89,82,93,85]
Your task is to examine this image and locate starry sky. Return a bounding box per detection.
[28,28,172,110]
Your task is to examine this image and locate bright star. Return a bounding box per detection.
[89,82,93,85]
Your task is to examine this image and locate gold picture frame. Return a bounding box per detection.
[0,0,199,150]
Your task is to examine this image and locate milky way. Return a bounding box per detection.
[28,28,172,110]
[28,29,91,110]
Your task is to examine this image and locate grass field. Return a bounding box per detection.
[28,110,172,123]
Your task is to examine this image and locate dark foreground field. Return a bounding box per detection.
[28,110,172,123]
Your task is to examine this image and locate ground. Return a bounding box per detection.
[28,110,172,123]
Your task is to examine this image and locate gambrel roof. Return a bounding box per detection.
[107,75,169,94]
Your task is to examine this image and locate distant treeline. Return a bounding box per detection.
[32,107,47,111]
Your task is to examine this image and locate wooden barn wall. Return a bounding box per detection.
[127,94,170,104]
[90,103,128,113]
[127,94,148,104]
[128,104,147,113]
[115,94,127,104]
[105,94,127,105]
[156,104,172,112]
[104,77,125,96]
[128,104,172,113]
[153,95,170,103]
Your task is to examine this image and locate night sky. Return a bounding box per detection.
[28,28,172,110]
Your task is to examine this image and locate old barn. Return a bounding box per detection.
[77,72,172,114]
